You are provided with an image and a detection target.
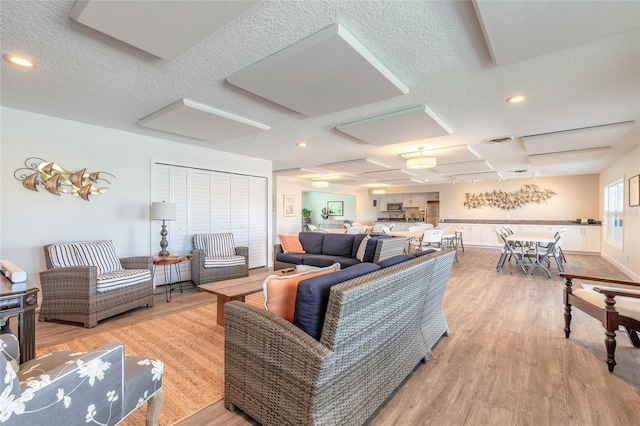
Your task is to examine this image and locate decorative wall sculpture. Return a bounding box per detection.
[464,184,556,210]
[14,157,115,201]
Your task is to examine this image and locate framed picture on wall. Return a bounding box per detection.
[283,195,295,216]
[630,174,640,207]
[327,201,343,216]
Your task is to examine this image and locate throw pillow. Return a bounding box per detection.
[263,263,340,322]
[278,234,305,254]
[74,240,124,275]
[355,235,371,262]
[47,243,82,269]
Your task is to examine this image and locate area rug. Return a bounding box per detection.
[36,303,228,426]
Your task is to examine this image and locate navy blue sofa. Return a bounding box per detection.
[273,232,406,270]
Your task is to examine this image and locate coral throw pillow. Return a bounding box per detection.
[263,263,340,322]
[278,234,305,254]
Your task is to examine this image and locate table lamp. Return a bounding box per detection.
[150,201,176,256]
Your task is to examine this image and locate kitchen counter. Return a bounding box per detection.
[440,219,601,226]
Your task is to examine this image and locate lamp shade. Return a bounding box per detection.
[150,201,176,220]
[406,156,437,169]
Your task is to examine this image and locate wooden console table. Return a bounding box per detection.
[0,275,39,362]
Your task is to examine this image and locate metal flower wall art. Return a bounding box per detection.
[464,184,556,210]
[14,157,115,201]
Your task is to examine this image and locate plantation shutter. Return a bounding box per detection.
[151,163,268,284]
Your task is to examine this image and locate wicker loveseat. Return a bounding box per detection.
[39,240,153,328]
[225,249,456,425]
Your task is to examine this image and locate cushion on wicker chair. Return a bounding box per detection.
[47,243,82,268]
[96,269,152,292]
[75,240,124,274]
[194,233,236,257]
[204,256,246,268]
[48,240,124,274]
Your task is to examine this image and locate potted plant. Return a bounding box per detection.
[302,208,312,223]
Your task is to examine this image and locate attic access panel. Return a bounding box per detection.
[70,0,260,60]
[138,99,269,143]
[226,23,409,116]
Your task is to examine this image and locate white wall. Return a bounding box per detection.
[600,143,640,281]
[1,107,273,291]
[367,175,600,222]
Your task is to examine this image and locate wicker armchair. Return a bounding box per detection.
[39,241,154,328]
[191,233,249,285]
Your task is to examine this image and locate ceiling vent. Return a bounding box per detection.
[487,135,514,144]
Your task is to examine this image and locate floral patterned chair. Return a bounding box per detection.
[0,333,163,425]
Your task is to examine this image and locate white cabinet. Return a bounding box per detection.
[380,194,403,205]
[443,223,600,252]
[562,226,601,253]
[404,193,427,208]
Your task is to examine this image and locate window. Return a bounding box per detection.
[604,178,624,249]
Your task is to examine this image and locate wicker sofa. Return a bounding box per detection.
[39,241,153,328]
[225,249,456,425]
[274,232,407,270]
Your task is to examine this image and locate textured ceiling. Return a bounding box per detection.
[1,0,639,187]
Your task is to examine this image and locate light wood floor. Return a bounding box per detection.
[32,248,640,425]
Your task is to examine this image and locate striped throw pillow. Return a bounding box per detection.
[47,243,82,268]
[75,240,124,275]
[194,233,236,258]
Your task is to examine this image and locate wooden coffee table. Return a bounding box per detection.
[198,268,296,326]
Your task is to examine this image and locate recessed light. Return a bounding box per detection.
[296,141,307,147]
[4,54,35,68]
[506,94,526,103]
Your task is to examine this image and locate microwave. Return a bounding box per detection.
[387,202,403,211]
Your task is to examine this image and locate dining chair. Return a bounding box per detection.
[313,228,329,233]
[495,230,527,274]
[523,233,564,278]
[419,223,435,229]
[440,226,459,262]
[454,226,465,252]
[412,229,443,253]
[307,224,317,231]
[345,226,361,234]
[371,224,385,234]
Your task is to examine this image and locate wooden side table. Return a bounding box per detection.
[152,254,193,302]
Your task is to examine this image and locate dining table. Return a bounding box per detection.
[505,232,556,277]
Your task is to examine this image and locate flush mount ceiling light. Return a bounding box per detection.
[506,94,526,103]
[3,54,35,68]
[372,189,386,194]
[404,148,437,169]
[296,141,307,147]
[311,180,329,188]
[406,156,437,169]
